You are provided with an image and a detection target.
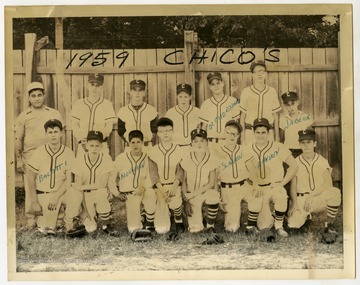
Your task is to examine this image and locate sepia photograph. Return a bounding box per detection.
[4,2,356,282]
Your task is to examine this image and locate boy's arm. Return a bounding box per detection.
[199,169,217,194]
[271,154,298,188]
[107,170,120,197]
[14,121,25,173]
[47,171,69,211]
[288,176,299,216]
[273,112,280,142]
[26,169,42,216]
[240,112,246,145]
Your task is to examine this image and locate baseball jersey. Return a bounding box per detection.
[245,141,291,185]
[73,153,115,186]
[166,105,201,145]
[239,85,281,125]
[295,153,332,194]
[148,143,184,184]
[71,97,116,140]
[27,144,74,193]
[14,106,64,159]
[199,95,240,138]
[215,144,250,183]
[279,111,313,149]
[114,151,150,192]
[180,151,219,192]
[117,103,158,142]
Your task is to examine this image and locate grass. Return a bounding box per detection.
[13,187,344,272]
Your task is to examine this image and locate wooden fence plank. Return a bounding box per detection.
[288,48,301,95]
[156,49,167,117]
[146,49,158,109]
[166,48,178,110]
[300,48,314,116]
[328,126,341,181]
[326,48,340,120]
[277,48,288,100]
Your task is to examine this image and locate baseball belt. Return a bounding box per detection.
[297,192,310,197]
[207,138,225,143]
[220,179,247,188]
[36,190,52,195]
[153,182,183,189]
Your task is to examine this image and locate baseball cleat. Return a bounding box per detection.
[276,227,289,237]
[175,222,186,233]
[205,226,216,233]
[245,226,260,236]
[324,223,338,235]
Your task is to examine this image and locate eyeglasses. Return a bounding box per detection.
[157,129,173,134]
[253,70,266,75]
[225,131,238,137]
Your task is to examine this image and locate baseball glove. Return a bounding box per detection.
[259,228,276,242]
[131,229,153,242]
[321,231,337,244]
[183,200,193,216]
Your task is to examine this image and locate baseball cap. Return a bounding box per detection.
[176,83,192,95]
[27,82,44,94]
[88,73,104,85]
[157,117,174,128]
[129,130,144,142]
[87,130,104,142]
[190,128,207,141]
[250,60,267,73]
[225,120,243,133]
[207,72,222,84]
[130,79,146,90]
[253,118,271,129]
[281,91,298,104]
[44,119,63,131]
[298,129,316,141]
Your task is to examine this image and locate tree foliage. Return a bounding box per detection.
[12,15,339,49]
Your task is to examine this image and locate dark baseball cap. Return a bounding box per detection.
[225,120,243,133]
[87,130,104,142]
[88,73,104,85]
[130,79,146,90]
[253,118,271,130]
[190,128,207,141]
[27,82,44,94]
[129,130,144,142]
[298,129,316,141]
[44,119,63,131]
[176,83,192,95]
[207,72,222,84]
[250,60,267,73]
[281,91,298,104]
[157,117,173,128]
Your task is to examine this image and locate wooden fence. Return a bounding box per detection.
[12,38,341,184]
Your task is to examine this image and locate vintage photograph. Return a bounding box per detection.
[5,4,355,281]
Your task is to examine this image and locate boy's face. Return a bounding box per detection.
[299,139,317,153]
[284,100,299,115]
[252,65,267,84]
[254,126,269,145]
[157,125,173,143]
[130,87,145,104]
[191,136,207,152]
[87,82,102,98]
[177,91,191,107]
[209,79,224,96]
[129,137,143,154]
[29,90,45,109]
[46,126,62,145]
[87,139,102,155]
[225,125,240,144]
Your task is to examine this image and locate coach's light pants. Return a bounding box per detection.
[287,187,341,228]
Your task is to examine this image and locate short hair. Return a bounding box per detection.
[157,117,173,128]
[129,130,144,142]
[44,119,63,131]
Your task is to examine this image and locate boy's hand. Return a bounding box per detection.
[48,195,60,211]
[134,187,145,196]
[27,201,42,216]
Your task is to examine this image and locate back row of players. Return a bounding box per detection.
[14,60,341,239]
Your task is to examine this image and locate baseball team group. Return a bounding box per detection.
[14,60,341,243]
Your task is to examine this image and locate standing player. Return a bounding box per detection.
[199,72,240,149]
[114,130,156,233]
[180,128,221,233]
[72,130,120,235]
[117,79,158,148]
[15,81,64,229]
[148,117,185,234]
[166,83,201,146]
[244,118,298,237]
[71,73,116,155]
[26,119,85,236]
[215,120,262,233]
[287,129,341,236]
[239,60,282,145]
[279,91,313,158]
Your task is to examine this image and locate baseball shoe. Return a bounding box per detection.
[35,227,55,237]
[66,224,87,238]
[276,227,289,237]
[175,222,186,233]
[205,226,216,233]
[103,224,120,237]
[324,223,338,235]
[245,226,260,236]
[146,226,157,236]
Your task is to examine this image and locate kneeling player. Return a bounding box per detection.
[287,129,341,236]
[114,130,156,233]
[180,129,221,233]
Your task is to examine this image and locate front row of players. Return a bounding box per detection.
[27,116,341,240]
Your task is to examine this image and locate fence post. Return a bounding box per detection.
[55,18,64,50]
[184,30,197,89]
[24,33,37,87]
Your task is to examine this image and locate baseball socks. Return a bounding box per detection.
[274,210,288,237]
[98,212,119,237]
[205,203,219,233]
[246,211,260,235]
[172,206,185,233]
